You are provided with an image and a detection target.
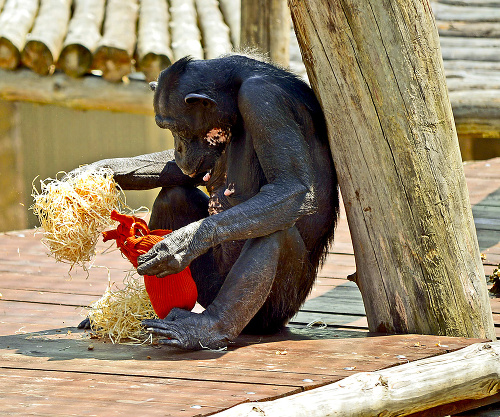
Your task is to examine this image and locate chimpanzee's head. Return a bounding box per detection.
[150,57,237,178]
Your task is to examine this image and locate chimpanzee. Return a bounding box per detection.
[80,54,339,350]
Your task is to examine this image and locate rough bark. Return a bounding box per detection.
[21,0,72,75]
[195,0,233,59]
[240,0,290,67]
[211,342,500,417]
[92,0,139,82]
[219,0,241,49]
[59,0,105,78]
[289,0,496,340]
[136,0,173,83]
[169,0,203,61]
[0,0,39,70]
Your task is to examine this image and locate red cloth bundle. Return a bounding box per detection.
[102,210,197,319]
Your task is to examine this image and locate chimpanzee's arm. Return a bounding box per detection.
[84,149,200,190]
[137,77,318,277]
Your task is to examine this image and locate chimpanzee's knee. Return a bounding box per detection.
[149,186,208,231]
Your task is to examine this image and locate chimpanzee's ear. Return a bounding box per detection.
[149,81,158,92]
[184,93,217,107]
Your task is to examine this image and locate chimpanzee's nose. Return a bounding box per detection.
[155,115,174,129]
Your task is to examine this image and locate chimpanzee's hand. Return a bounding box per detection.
[143,308,230,350]
[137,220,211,278]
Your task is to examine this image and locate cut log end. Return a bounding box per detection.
[59,44,93,78]
[92,46,132,83]
[21,40,54,76]
[139,53,171,83]
[0,38,20,70]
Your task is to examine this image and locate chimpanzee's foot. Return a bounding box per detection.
[143,308,230,350]
[77,317,92,329]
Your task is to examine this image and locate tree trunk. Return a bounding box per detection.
[240,0,290,67]
[289,0,496,340]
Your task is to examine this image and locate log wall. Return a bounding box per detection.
[0,0,239,82]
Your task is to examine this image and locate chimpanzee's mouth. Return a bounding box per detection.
[187,157,205,178]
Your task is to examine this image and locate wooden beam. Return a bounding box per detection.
[0,69,154,115]
[0,0,38,70]
[59,0,106,78]
[21,0,72,76]
[136,0,173,83]
[289,0,496,339]
[92,0,139,82]
[211,341,500,417]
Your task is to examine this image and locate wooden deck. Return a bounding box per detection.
[0,158,499,416]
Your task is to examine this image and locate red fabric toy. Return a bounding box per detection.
[102,210,198,319]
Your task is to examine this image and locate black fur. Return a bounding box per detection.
[84,55,339,349]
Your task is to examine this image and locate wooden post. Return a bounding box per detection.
[289,0,496,340]
[240,0,290,67]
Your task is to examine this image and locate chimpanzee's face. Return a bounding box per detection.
[151,69,232,178]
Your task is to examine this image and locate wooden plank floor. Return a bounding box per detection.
[0,158,499,416]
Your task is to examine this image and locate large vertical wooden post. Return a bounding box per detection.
[241,0,290,66]
[289,0,496,339]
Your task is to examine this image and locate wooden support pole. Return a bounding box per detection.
[21,0,72,75]
[92,0,139,82]
[59,0,105,78]
[136,0,173,83]
[0,0,38,70]
[289,0,496,340]
[240,0,290,67]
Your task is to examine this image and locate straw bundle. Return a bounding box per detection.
[86,273,158,344]
[31,166,123,270]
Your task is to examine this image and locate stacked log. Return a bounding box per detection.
[92,0,139,82]
[0,0,38,70]
[196,0,233,59]
[136,0,173,83]
[433,2,500,38]
[21,0,72,75]
[219,0,240,49]
[169,0,204,61]
[59,0,105,78]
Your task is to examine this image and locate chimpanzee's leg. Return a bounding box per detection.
[148,186,227,308]
[143,226,308,349]
[148,186,209,231]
